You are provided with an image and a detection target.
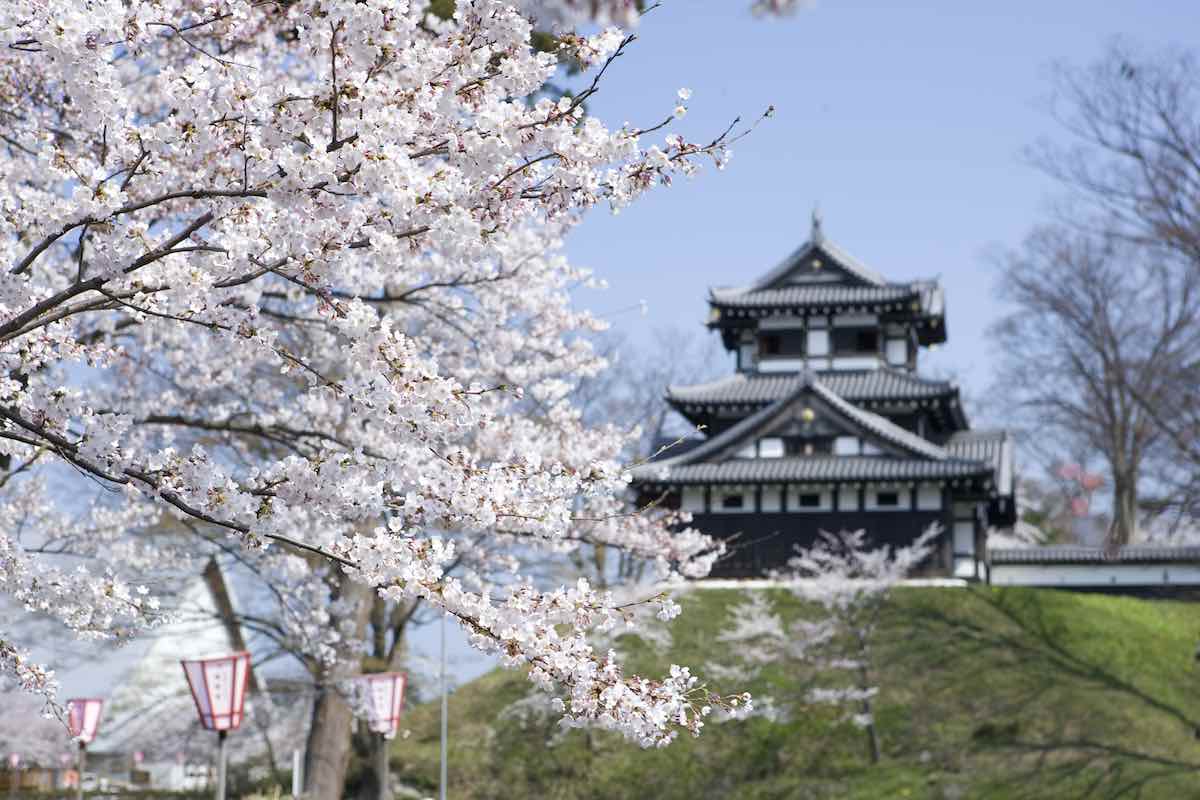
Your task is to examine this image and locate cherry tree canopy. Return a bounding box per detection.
[0,0,760,747]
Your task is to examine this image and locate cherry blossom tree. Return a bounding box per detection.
[715,527,938,765]
[0,1,763,770]
[785,527,938,764]
[0,693,68,768]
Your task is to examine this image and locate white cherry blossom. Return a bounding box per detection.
[0,0,753,743]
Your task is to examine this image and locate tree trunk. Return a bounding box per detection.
[303,686,357,799]
[856,634,880,765]
[1110,472,1139,548]
[861,699,881,765]
[302,579,373,799]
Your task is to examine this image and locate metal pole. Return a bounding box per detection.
[376,733,390,800]
[215,730,228,800]
[439,611,447,800]
[291,748,303,798]
[76,743,85,800]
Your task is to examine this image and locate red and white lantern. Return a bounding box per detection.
[356,672,407,739]
[66,698,104,744]
[180,652,251,732]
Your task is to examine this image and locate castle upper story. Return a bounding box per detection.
[707,212,946,375]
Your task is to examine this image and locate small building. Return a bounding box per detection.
[633,214,1016,577]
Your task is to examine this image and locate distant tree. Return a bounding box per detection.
[990,227,1185,547]
[1032,41,1200,271]
[1012,41,1200,539]
[1005,468,1106,547]
[0,693,66,767]
[716,526,938,765]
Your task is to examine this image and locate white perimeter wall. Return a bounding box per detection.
[990,563,1200,587]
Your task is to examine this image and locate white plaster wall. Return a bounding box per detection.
[953,521,975,553]
[831,356,880,370]
[838,485,859,511]
[761,486,782,512]
[807,329,829,356]
[759,358,807,373]
[990,564,1200,587]
[681,486,705,513]
[917,484,943,511]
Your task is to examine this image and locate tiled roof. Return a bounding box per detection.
[632,370,1013,494]
[667,369,957,407]
[989,546,1200,565]
[811,377,950,460]
[636,456,992,485]
[749,238,888,289]
[710,284,919,309]
[946,430,1013,495]
[633,372,968,479]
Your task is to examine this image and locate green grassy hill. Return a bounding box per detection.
[385,587,1200,799]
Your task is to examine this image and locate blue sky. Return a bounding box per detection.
[566,0,1200,420]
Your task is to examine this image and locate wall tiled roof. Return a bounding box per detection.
[989,546,1200,565]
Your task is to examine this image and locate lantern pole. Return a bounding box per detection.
[439,611,448,800]
[215,730,228,800]
[75,743,85,800]
[376,732,390,800]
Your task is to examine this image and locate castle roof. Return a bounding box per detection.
[746,211,888,288]
[667,368,958,407]
[706,219,946,343]
[709,282,938,313]
[637,455,992,485]
[635,372,1008,493]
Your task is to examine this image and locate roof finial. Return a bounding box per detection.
[811,204,824,244]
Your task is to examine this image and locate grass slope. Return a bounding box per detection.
[387,587,1200,799]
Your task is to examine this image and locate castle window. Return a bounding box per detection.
[832,328,879,355]
[721,494,745,510]
[759,330,805,357]
[797,493,821,508]
[875,491,899,507]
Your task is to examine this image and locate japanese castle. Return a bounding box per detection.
[633,213,1016,579]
